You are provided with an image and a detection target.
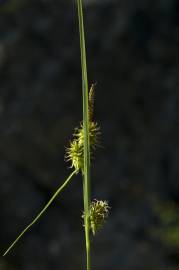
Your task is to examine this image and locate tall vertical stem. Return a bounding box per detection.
[76,0,91,270]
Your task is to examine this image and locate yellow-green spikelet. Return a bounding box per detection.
[82,200,110,235]
[75,121,100,149]
[65,84,100,172]
[65,140,83,172]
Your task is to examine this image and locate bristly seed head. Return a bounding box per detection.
[65,140,83,173]
[74,121,101,150]
[65,84,100,173]
[82,199,110,235]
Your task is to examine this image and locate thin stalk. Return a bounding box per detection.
[3,170,76,256]
[76,1,91,270]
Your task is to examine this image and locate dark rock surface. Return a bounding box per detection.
[0,0,179,269]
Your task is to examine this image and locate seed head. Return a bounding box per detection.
[74,121,100,150]
[65,140,83,172]
[82,200,110,235]
[65,84,100,173]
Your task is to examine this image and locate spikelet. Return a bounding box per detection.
[74,121,100,150]
[89,83,96,122]
[65,84,100,172]
[82,200,110,235]
[65,140,83,172]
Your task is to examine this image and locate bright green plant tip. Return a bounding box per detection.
[76,0,91,269]
[3,170,76,256]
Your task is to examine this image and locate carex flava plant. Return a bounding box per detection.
[3,1,109,269]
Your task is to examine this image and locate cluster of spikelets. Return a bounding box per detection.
[65,84,100,173]
[66,84,109,235]
[2,85,110,258]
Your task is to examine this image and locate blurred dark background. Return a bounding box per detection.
[1,0,179,269]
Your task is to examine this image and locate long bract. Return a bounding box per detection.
[3,170,76,256]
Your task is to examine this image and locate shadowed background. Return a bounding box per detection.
[0,0,179,269]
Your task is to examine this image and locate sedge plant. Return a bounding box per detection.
[3,1,109,269]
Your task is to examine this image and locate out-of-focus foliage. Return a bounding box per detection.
[0,0,27,13]
[0,260,14,270]
[152,200,179,251]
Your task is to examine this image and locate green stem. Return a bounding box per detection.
[76,1,91,270]
[3,170,76,256]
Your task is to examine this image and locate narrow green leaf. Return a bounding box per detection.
[76,1,91,270]
[3,170,76,256]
